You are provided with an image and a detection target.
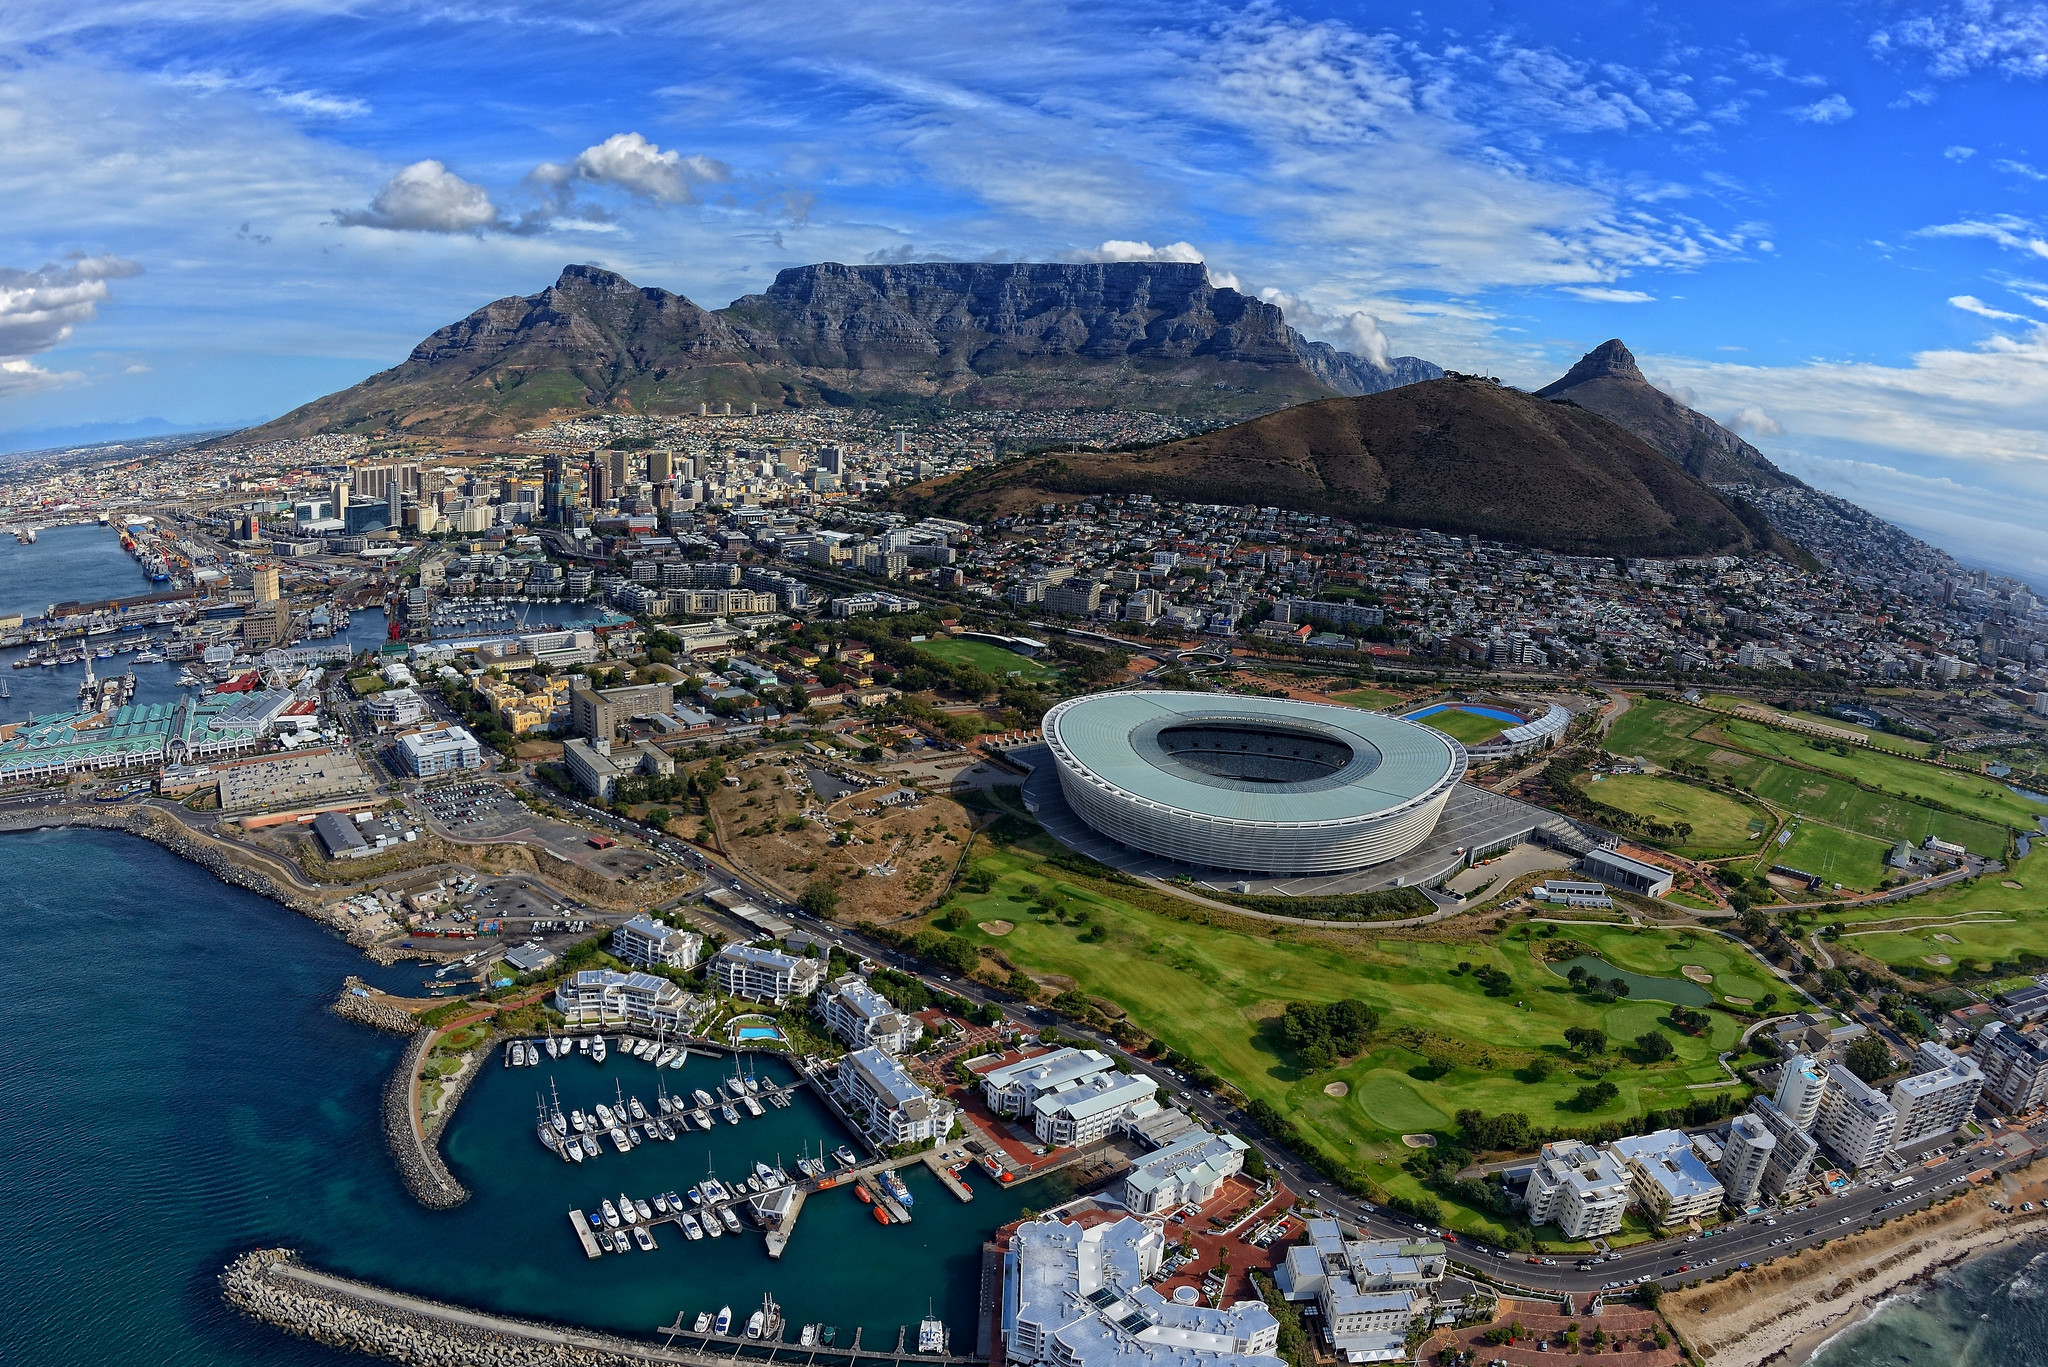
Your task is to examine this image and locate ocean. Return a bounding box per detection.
[1807,1234,2048,1366]
[0,828,1054,1365]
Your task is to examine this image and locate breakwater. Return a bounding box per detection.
[335,977,424,1034]
[386,1029,471,1210]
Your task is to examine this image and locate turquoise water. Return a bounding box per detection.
[736,1027,785,1041]
[0,829,1056,1365]
[1807,1234,2046,1367]
[1544,954,1712,1006]
[1405,703,1526,724]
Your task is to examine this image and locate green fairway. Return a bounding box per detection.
[1414,707,1510,745]
[1824,849,2048,975]
[1332,687,1403,711]
[912,636,1057,681]
[1769,822,1895,890]
[942,841,1754,1235]
[1574,773,1768,856]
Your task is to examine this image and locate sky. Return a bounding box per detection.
[4,0,2048,584]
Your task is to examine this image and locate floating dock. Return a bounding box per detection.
[920,1150,973,1202]
[568,1211,601,1259]
[763,1187,806,1259]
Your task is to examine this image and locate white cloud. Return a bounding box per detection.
[1082,240,1204,263]
[1945,144,1977,159]
[535,132,730,204]
[1256,288,1391,366]
[1995,157,2048,180]
[1790,94,1856,124]
[1726,403,1783,436]
[0,254,144,357]
[1561,286,1656,302]
[1951,293,2029,319]
[337,160,498,232]
[1919,214,2048,257]
[0,357,77,396]
[1874,2,2048,81]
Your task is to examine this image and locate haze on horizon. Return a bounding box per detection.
[3,0,2047,585]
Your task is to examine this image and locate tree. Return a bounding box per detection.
[1846,1033,1895,1083]
[1635,1031,1674,1062]
[1564,1026,1607,1058]
[799,880,840,919]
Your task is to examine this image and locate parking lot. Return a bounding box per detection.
[415,781,532,836]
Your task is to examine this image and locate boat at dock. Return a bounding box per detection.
[590,1037,606,1064]
[680,1212,703,1240]
[601,1200,620,1227]
[633,1227,654,1251]
[742,1095,764,1118]
[692,1088,715,1109]
[694,1313,712,1334]
[714,1307,732,1336]
[580,1135,599,1159]
[721,1103,740,1125]
[693,1109,712,1130]
[719,1206,741,1235]
[835,1145,858,1168]
[918,1311,945,1355]
[618,1193,638,1224]
[882,1170,915,1207]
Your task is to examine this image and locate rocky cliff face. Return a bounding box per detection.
[1536,339,1803,489]
[238,261,1441,439]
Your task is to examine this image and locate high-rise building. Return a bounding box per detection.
[1748,1096,1820,1198]
[1889,1042,1985,1147]
[648,449,672,484]
[542,454,567,524]
[1775,1054,1829,1131]
[1717,1113,1777,1209]
[331,480,350,515]
[1815,1065,1899,1171]
[608,448,630,492]
[251,565,279,603]
[587,456,612,507]
[1524,1140,1630,1238]
[386,478,402,529]
[817,446,844,475]
[1975,1021,2048,1113]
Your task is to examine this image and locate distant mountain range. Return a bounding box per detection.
[235,261,1443,440]
[895,367,1805,560]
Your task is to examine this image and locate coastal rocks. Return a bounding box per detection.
[332,978,421,1035]
[384,1029,470,1209]
[220,1248,657,1366]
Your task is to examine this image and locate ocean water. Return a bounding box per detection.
[0,829,1052,1366]
[1806,1234,2048,1367]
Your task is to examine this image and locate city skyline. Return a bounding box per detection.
[4,1,2048,583]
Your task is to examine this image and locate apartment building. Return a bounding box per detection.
[1608,1130,1725,1228]
[818,974,924,1054]
[1815,1065,1900,1171]
[1524,1140,1631,1239]
[708,942,826,1005]
[610,915,703,970]
[832,1045,955,1147]
[1888,1042,1986,1147]
[1975,1021,2048,1113]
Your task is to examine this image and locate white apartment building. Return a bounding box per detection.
[1717,1113,1777,1209]
[1032,1069,1159,1147]
[709,942,825,1005]
[1974,1021,2048,1114]
[1274,1220,1445,1364]
[1005,1216,1282,1367]
[1524,1140,1631,1239]
[1888,1042,1986,1147]
[1122,1131,1248,1215]
[832,1045,955,1148]
[982,1047,1118,1117]
[397,723,482,777]
[1608,1130,1725,1228]
[818,974,924,1054]
[610,915,703,970]
[1815,1064,1900,1171]
[1747,1095,1821,1199]
[552,968,700,1031]
[1775,1054,1830,1130]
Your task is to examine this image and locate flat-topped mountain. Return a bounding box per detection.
[895,373,1803,559]
[1536,339,1802,489]
[235,262,1441,439]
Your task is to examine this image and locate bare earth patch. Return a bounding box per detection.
[978,920,1014,936]
[1680,964,1714,984]
[2003,881,2023,890]
[1924,954,1953,965]
[1401,1132,1436,1147]
[1322,1081,1349,1097]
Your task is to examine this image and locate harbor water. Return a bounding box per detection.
[0,828,1058,1366]
[1806,1233,2048,1367]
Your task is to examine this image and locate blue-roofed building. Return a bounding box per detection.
[1607,1129,1725,1227]
[831,1044,955,1147]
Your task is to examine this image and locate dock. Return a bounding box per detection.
[568,1210,601,1259]
[860,1175,913,1224]
[763,1187,805,1259]
[653,1316,981,1367]
[920,1150,974,1201]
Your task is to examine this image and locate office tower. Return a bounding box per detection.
[648,449,672,484]
[252,565,279,602]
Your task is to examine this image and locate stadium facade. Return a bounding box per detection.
[1040,691,1466,874]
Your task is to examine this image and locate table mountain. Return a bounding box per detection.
[1536,340,1802,489]
[235,262,1441,439]
[895,373,1803,559]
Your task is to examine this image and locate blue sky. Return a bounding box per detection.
[5,1,2048,582]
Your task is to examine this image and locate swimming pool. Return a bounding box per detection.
[735,1026,784,1042]
[1405,703,1527,725]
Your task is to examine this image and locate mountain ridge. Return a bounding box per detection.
[232,261,1443,440]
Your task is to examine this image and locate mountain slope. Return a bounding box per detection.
[896,374,1802,559]
[237,262,1442,440]
[1536,340,1803,489]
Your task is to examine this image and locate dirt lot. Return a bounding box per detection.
[704,753,979,924]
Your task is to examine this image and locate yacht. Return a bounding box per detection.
[702,1208,725,1238]
[657,1118,676,1141]
[834,1146,859,1168]
[753,1162,778,1188]
[657,1091,674,1116]
[580,1134,600,1159]
[714,1307,733,1336]
[595,1104,617,1129]
[610,1126,631,1153]
[634,1198,653,1221]
[800,1326,817,1347]
[619,1193,638,1224]
[571,1109,588,1132]
[721,1103,740,1125]
[742,1095,764,1118]
[692,1088,716,1109]
[694,1109,713,1130]
[680,1212,704,1241]
[601,1200,620,1227]
[655,1046,678,1067]
[694,1313,712,1334]
[627,1096,647,1122]
[918,1313,945,1355]
[633,1227,655,1252]
[745,1310,765,1339]
[718,1206,742,1235]
[668,1052,686,1070]
[590,1036,606,1064]
[565,1140,584,1164]
[578,1036,591,1055]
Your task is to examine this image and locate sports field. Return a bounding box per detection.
[911,636,1057,681]
[1411,706,1511,745]
[1574,773,1769,856]
[1701,695,1935,757]
[1332,687,1403,711]
[1770,821,1895,891]
[941,839,1756,1237]
[1606,698,2032,856]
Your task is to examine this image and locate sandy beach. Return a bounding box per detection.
[1661,1172,2048,1366]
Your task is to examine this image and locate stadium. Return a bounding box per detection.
[1040,691,1467,875]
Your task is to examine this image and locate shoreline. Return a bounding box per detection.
[1662,1177,2048,1367]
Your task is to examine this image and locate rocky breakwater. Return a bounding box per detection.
[334,977,422,1035]
[221,1248,685,1367]
[384,1027,471,1209]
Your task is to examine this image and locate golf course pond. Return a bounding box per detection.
[1545,954,1713,1006]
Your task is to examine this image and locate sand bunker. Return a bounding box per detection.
[1323,1081,1349,1097]
[977,920,1014,936]
[1924,954,1953,965]
[1681,965,1714,984]
[1401,1133,1437,1148]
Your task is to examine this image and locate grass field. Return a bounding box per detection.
[1822,849,2047,975]
[1332,687,1403,711]
[942,839,1756,1236]
[1414,707,1509,745]
[1606,698,2029,857]
[1702,695,1935,757]
[912,637,1057,681]
[1770,822,1895,891]
[1574,773,1769,856]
